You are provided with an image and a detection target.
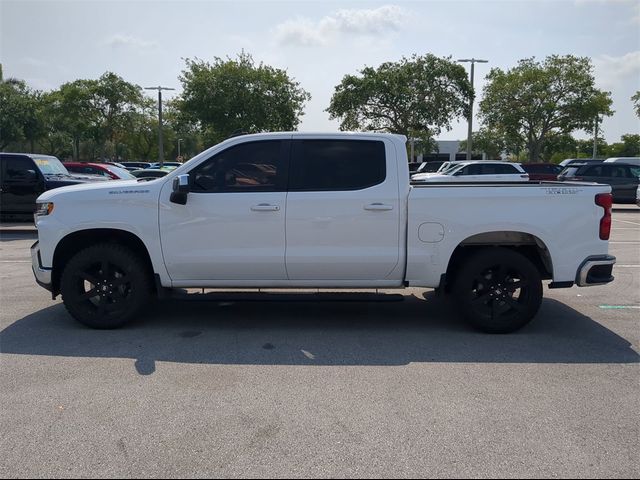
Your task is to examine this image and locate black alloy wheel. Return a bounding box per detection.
[453,247,543,333]
[60,244,151,329]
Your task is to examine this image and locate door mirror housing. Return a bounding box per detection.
[170,174,190,205]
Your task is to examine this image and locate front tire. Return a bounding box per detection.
[452,247,543,333]
[60,244,152,329]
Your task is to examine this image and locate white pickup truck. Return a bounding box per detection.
[31,132,616,333]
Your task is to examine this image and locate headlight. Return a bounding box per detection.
[35,202,54,217]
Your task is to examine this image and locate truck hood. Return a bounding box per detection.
[37,179,151,202]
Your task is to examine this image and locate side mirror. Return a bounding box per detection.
[25,169,38,181]
[170,174,190,205]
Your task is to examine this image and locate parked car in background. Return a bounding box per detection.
[103,161,129,169]
[130,168,170,180]
[120,161,153,170]
[558,162,640,203]
[0,153,99,218]
[408,162,421,173]
[63,162,136,180]
[603,157,640,166]
[149,162,183,169]
[520,163,563,181]
[414,160,449,174]
[412,161,528,182]
[559,158,605,167]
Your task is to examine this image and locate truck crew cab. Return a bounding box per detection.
[31,133,616,333]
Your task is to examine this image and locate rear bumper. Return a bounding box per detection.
[576,255,616,287]
[31,241,53,292]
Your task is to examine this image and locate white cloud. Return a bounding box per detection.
[274,5,410,47]
[593,51,640,89]
[103,34,157,49]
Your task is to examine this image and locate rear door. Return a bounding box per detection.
[285,138,401,280]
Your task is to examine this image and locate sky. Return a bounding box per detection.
[1,0,639,143]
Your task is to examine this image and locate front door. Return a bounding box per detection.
[159,139,289,282]
[0,155,44,215]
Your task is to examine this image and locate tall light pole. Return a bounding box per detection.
[144,85,175,167]
[457,58,488,160]
[592,115,599,159]
[177,138,183,159]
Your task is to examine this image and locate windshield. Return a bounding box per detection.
[32,156,69,175]
[107,165,136,179]
[559,167,582,177]
[443,163,467,175]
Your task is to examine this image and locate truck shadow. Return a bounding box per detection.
[1,292,638,375]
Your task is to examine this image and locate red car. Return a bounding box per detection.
[63,162,135,180]
[520,163,563,181]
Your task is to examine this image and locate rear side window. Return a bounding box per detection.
[190,140,286,193]
[482,164,518,174]
[610,166,631,178]
[289,140,386,191]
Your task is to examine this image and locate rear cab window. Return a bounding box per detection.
[289,139,386,191]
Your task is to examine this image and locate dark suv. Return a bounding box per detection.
[0,153,95,218]
[558,162,640,203]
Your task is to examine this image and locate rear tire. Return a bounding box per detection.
[452,247,543,333]
[60,243,152,329]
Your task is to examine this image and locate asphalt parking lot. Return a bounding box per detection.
[1,208,638,478]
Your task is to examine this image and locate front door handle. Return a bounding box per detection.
[251,204,280,212]
[364,203,393,211]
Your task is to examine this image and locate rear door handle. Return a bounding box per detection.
[364,203,394,211]
[251,203,280,212]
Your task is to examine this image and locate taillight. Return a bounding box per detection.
[595,193,612,240]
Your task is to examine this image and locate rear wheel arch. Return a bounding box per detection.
[443,231,553,292]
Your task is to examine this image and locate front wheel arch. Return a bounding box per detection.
[52,228,155,297]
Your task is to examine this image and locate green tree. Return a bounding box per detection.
[479,55,613,162]
[607,134,640,157]
[327,54,471,149]
[178,52,310,142]
[459,128,508,159]
[0,78,37,150]
[45,79,98,159]
[91,72,145,158]
[632,91,640,118]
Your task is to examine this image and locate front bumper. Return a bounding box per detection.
[576,255,616,287]
[31,241,53,292]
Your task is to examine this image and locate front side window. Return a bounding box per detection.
[581,165,604,177]
[465,164,483,175]
[190,140,285,193]
[289,140,386,191]
[3,157,34,180]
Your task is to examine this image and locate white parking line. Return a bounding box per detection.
[613,219,640,226]
[615,265,640,268]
